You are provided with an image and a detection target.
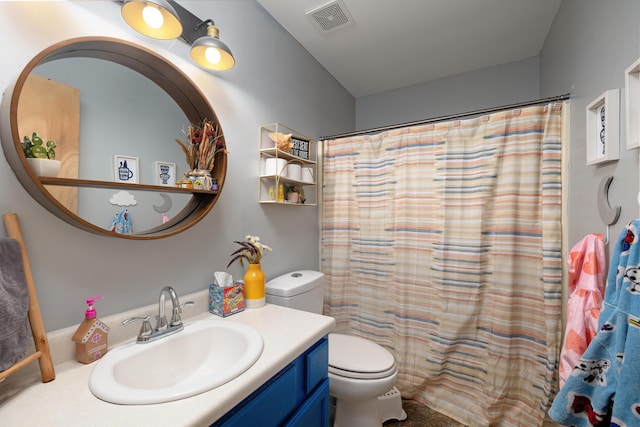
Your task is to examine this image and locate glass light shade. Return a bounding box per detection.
[190,25,235,71]
[121,0,182,40]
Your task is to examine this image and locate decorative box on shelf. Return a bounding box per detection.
[258,123,317,206]
[290,136,310,160]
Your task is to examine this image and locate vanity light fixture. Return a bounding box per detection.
[120,0,235,71]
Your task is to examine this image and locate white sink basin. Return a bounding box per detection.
[89,318,263,405]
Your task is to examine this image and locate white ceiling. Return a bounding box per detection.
[256,0,562,97]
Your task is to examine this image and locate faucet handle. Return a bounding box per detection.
[170,301,195,327]
[122,315,153,342]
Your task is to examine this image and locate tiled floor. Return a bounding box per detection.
[383,399,465,427]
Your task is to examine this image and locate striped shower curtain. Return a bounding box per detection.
[321,103,564,426]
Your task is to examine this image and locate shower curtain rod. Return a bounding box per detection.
[321,93,570,140]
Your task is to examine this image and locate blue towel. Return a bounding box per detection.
[0,238,30,372]
[549,219,640,426]
[109,209,132,234]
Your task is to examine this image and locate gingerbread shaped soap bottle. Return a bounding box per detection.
[71,296,111,364]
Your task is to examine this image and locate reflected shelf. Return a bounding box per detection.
[38,177,219,195]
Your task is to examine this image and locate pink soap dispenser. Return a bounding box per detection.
[71,296,111,364]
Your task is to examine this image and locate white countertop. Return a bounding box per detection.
[0,292,335,427]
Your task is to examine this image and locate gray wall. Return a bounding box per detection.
[354,0,640,252]
[0,1,354,330]
[355,56,540,132]
[540,0,640,245]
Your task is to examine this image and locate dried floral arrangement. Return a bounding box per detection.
[175,119,227,171]
[227,235,273,267]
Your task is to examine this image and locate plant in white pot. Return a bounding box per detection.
[286,184,305,204]
[21,132,60,177]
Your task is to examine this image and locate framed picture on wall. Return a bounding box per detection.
[114,155,139,184]
[154,161,176,186]
[586,89,619,165]
[625,57,640,149]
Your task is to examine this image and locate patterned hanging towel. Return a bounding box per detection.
[110,209,132,234]
[549,220,640,427]
[0,238,30,372]
[559,234,606,388]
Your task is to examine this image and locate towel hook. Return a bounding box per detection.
[597,175,621,245]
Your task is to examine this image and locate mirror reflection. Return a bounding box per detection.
[21,58,192,233]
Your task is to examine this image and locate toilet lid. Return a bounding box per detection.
[328,333,397,380]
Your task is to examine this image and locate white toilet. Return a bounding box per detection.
[266,270,407,427]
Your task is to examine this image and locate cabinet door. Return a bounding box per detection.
[284,379,330,427]
[212,365,298,427]
[305,338,328,394]
[211,336,329,427]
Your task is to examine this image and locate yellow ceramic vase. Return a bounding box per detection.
[244,263,265,308]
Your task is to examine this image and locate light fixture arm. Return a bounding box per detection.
[164,0,210,44]
[194,18,215,32]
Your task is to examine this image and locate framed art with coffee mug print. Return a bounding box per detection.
[114,155,139,184]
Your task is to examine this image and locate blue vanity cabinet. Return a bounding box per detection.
[211,336,329,427]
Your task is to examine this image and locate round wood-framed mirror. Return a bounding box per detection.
[0,36,227,240]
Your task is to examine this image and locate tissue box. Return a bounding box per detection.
[209,281,245,317]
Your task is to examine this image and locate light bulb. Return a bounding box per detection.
[205,47,222,65]
[142,5,164,29]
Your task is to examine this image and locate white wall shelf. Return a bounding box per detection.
[259,123,317,206]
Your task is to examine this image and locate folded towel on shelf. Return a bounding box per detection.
[0,238,30,372]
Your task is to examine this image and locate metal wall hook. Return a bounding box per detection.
[597,175,621,245]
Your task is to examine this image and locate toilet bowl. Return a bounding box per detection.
[265,271,405,427]
[328,334,398,427]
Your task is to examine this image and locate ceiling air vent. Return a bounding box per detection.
[306,0,354,32]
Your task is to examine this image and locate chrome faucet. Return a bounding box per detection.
[156,285,179,331]
[123,286,194,344]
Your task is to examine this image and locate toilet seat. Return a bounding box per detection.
[328,333,396,380]
[329,363,397,380]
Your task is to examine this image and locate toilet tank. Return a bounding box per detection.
[265,270,324,314]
